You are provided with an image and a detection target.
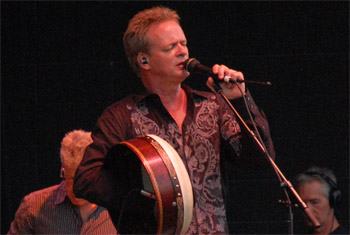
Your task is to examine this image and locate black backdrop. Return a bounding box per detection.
[2,1,349,234]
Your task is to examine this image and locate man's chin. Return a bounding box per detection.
[180,71,190,81]
[306,221,313,227]
[304,216,316,227]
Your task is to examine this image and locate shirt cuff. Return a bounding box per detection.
[229,90,259,121]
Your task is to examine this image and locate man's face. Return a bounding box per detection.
[297,181,334,228]
[145,20,189,83]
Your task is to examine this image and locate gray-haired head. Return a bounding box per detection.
[295,166,337,200]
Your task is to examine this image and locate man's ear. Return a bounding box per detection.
[137,52,150,70]
[60,167,65,179]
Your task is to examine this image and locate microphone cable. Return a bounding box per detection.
[230,80,296,234]
[231,80,270,157]
[116,188,140,233]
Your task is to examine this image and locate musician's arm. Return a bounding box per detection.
[73,106,130,209]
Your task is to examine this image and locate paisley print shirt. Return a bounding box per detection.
[74,85,275,234]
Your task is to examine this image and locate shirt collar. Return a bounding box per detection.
[54,181,68,205]
[134,84,211,105]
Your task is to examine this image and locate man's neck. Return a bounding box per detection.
[143,77,183,105]
[146,82,187,133]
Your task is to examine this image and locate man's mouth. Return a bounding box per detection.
[177,60,187,69]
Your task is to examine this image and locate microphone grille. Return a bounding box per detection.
[183,58,200,72]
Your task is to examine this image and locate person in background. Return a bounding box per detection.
[74,6,275,234]
[295,166,348,234]
[8,130,117,234]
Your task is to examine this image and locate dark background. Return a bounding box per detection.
[1,1,348,234]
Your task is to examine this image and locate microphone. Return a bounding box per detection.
[183,58,271,86]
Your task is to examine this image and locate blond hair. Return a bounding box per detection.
[123,6,180,75]
[60,130,93,178]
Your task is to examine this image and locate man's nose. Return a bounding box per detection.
[306,203,315,213]
[176,44,188,56]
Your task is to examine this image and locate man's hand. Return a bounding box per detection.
[206,64,246,99]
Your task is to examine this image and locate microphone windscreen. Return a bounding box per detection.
[183,58,200,72]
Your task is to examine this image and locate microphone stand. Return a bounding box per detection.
[279,190,298,234]
[211,82,320,233]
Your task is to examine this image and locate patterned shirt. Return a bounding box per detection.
[8,181,117,234]
[74,85,275,234]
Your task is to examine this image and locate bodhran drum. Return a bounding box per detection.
[110,134,193,234]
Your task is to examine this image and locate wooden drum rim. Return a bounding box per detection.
[119,135,193,234]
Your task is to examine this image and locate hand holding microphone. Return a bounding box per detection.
[208,64,246,99]
[183,58,271,85]
[183,58,245,99]
[183,58,271,99]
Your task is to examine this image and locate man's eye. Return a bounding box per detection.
[164,45,174,52]
[310,200,320,205]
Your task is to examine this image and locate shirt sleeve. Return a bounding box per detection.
[73,105,133,210]
[8,195,34,234]
[220,89,275,168]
